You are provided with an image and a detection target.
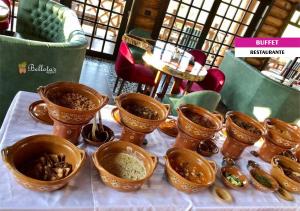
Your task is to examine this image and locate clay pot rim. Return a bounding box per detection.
[165,147,216,186]
[92,140,157,183]
[249,167,279,192]
[178,104,223,132]
[81,124,115,146]
[1,134,86,185]
[115,93,169,123]
[271,155,300,186]
[265,118,300,141]
[221,166,249,190]
[38,81,109,114]
[226,111,265,139]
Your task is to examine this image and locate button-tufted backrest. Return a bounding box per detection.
[17,0,84,44]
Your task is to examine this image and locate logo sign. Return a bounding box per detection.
[234,37,300,57]
[18,62,56,75]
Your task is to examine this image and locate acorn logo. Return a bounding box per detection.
[18,61,27,74]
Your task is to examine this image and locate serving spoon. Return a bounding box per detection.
[91,110,109,142]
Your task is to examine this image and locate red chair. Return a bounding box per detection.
[0,0,10,31]
[180,68,225,93]
[189,49,207,66]
[114,41,156,95]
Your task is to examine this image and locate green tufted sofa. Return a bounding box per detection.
[0,0,87,124]
[220,50,300,124]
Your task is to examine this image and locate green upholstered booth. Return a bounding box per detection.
[220,51,300,124]
[0,0,87,124]
[163,91,221,116]
[128,28,152,63]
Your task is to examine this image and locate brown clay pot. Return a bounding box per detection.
[271,155,300,193]
[177,104,223,140]
[38,82,108,144]
[174,125,200,151]
[81,124,114,147]
[197,139,219,157]
[164,147,216,193]
[120,125,146,146]
[225,111,265,145]
[221,166,249,190]
[264,118,300,149]
[221,135,252,160]
[1,134,86,192]
[258,135,290,163]
[115,93,169,133]
[92,141,157,192]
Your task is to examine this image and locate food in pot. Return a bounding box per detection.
[101,153,146,180]
[183,110,214,128]
[22,153,72,181]
[278,162,300,183]
[50,92,96,110]
[123,103,159,120]
[170,160,203,183]
[231,116,261,135]
[252,172,273,188]
[224,172,243,187]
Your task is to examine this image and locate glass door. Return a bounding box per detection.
[158,0,270,67]
[72,0,133,59]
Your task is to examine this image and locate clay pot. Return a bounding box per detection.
[164,147,216,193]
[177,104,223,140]
[81,124,114,147]
[271,155,300,193]
[258,136,290,163]
[115,93,169,133]
[264,118,300,149]
[92,141,157,192]
[247,161,279,192]
[38,82,108,144]
[120,125,146,146]
[174,125,200,151]
[225,111,265,145]
[1,134,86,192]
[221,135,252,160]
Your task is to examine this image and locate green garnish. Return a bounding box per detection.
[253,172,272,188]
[225,172,243,187]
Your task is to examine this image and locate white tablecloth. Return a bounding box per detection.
[0,91,298,211]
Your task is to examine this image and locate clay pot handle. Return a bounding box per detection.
[213,111,224,123]
[147,152,158,169]
[78,149,86,168]
[163,104,171,115]
[1,147,12,169]
[208,160,218,174]
[225,111,234,119]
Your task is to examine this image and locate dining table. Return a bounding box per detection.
[0,91,298,210]
[142,41,207,100]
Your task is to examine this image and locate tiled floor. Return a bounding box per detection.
[79,56,228,115]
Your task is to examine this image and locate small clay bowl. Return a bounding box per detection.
[164,147,216,193]
[271,155,300,193]
[221,166,249,190]
[28,100,53,125]
[158,117,178,137]
[111,107,122,125]
[1,134,86,192]
[92,141,157,192]
[81,124,114,146]
[248,165,279,192]
[212,186,233,203]
[197,139,219,157]
[276,187,295,201]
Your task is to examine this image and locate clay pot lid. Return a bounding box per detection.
[197,139,219,157]
[81,124,114,146]
[111,107,122,125]
[29,100,53,125]
[158,117,178,137]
